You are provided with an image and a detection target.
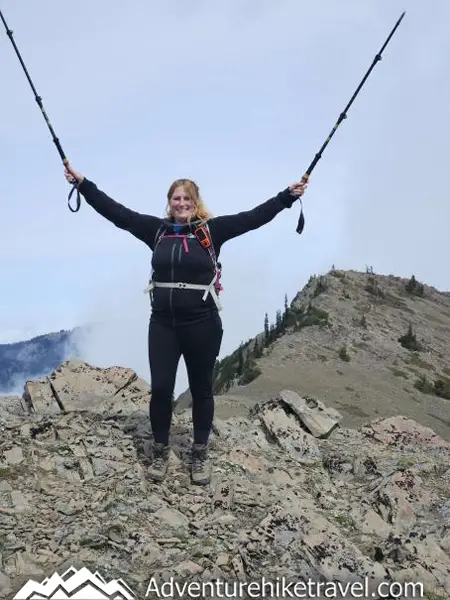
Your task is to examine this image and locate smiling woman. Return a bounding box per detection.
[166,178,212,224]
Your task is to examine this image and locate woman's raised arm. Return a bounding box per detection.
[64,164,162,248]
[209,179,308,247]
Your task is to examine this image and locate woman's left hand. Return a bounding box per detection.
[289,177,308,197]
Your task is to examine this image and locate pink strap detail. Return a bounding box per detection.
[159,233,189,253]
[215,268,223,292]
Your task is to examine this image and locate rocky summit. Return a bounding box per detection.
[1,360,450,599]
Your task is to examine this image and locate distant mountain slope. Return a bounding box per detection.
[201,269,450,440]
[0,328,82,394]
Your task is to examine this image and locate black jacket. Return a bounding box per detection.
[78,179,297,325]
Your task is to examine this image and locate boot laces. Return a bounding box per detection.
[152,444,168,469]
[192,447,207,472]
[153,456,165,470]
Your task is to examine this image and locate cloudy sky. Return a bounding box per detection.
[1,0,449,394]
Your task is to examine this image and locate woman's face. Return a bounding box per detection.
[169,186,195,223]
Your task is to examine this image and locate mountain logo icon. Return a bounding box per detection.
[12,565,136,599]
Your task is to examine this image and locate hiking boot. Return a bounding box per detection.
[191,443,211,485]
[147,442,170,482]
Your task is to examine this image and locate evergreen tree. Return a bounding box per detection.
[398,323,421,351]
[237,343,244,376]
[405,274,424,297]
[275,309,283,333]
[264,313,269,345]
[212,359,220,381]
[254,338,263,358]
[269,323,275,343]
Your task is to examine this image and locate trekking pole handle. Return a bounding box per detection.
[63,158,81,213]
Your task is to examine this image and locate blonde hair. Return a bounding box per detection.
[166,178,212,223]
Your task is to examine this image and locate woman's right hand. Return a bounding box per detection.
[64,163,85,185]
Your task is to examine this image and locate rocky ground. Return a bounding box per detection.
[1,361,449,598]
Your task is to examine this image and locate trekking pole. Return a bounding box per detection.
[296,11,405,234]
[0,9,80,212]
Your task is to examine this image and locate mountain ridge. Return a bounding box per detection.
[176,268,450,441]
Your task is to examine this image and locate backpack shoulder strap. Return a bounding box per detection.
[192,221,223,294]
[192,222,218,264]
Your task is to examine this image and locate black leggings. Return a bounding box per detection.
[148,312,223,445]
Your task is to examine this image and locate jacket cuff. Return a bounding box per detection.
[279,187,296,209]
[77,178,94,195]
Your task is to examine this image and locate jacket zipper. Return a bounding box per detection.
[170,244,176,325]
[176,244,182,326]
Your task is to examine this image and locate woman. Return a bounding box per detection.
[64,164,308,485]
